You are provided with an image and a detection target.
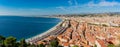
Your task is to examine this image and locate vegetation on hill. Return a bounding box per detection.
[0,35,41,47]
[0,35,63,47]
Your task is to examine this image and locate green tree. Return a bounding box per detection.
[38,44,45,47]
[4,36,17,47]
[94,44,97,47]
[72,45,79,47]
[49,40,59,47]
[27,44,36,47]
[19,39,27,47]
[0,35,5,47]
[107,44,115,47]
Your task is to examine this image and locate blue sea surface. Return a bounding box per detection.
[0,16,61,40]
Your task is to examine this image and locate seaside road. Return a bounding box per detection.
[27,20,69,44]
[29,27,67,44]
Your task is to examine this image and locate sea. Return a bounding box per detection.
[0,16,61,40]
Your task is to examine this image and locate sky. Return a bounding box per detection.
[0,0,120,16]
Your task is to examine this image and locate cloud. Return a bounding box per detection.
[67,0,120,8]
[68,0,73,5]
[57,0,79,11]
[74,0,78,5]
[56,6,69,11]
[68,0,78,6]
[87,0,120,7]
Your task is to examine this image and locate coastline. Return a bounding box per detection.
[25,17,64,43]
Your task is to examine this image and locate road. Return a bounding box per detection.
[26,20,69,44]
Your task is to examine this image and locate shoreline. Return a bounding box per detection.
[25,18,64,43]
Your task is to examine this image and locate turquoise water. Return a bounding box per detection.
[0,16,61,40]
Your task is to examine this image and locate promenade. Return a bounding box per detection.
[26,19,70,44]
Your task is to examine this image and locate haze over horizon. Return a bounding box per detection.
[0,0,120,16]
